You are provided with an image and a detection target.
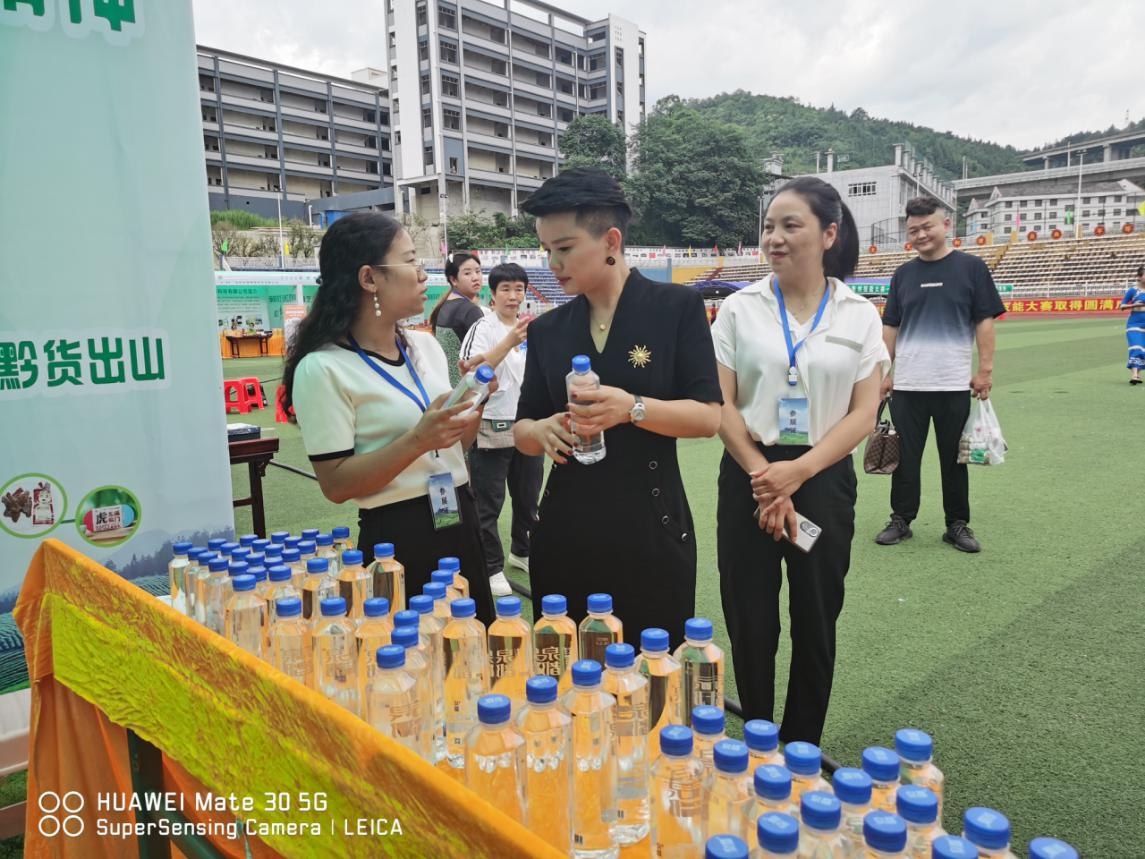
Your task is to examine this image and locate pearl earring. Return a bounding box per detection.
[373,292,381,317]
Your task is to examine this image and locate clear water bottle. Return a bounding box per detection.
[301,528,320,542]
[931,835,980,859]
[864,811,908,858]
[207,537,228,552]
[269,596,309,686]
[516,675,572,854]
[224,575,266,659]
[650,725,706,858]
[301,557,336,622]
[312,596,358,716]
[444,363,496,413]
[183,547,207,620]
[424,581,451,624]
[897,786,944,859]
[409,594,447,764]
[706,739,754,843]
[238,533,257,548]
[691,705,727,772]
[442,598,490,780]
[534,593,578,694]
[784,742,830,807]
[832,767,873,856]
[202,555,231,634]
[757,811,800,857]
[603,643,650,845]
[895,729,945,821]
[706,834,749,859]
[560,659,618,859]
[269,530,290,549]
[438,556,470,599]
[432,568,465,603]
[674,617,725,725]
[488,596,534,707]
[281,547,305,590]
[251,537,271,555]
[391,625,434,761]
[369,542,405,614]
[355,597,393,701]
[1027,837,1078,859]
[799,791,845,857]
[331,524,353,554]
[961,808,1017,859]
[315,533,340,576]
[566,354,606,464]
[367,644,423,754]
[744,764,798,835]
[297,539,317,568]
[168,541,193,614]
[862,747,903,814]
[638,627,683,765]
[264,564,300,652]
[465,694,526,823]
[283,535,302,552]
[218,540,239,558]
[744,719,783,770]
[335,548,371,621]
[578,592,623,668]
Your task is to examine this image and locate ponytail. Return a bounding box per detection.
[771,176,859,280]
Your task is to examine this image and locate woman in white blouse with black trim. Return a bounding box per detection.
[712,177,889,745]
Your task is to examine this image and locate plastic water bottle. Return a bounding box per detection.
[281,547,304,590]
[895,729,945,820]
[897,786,944,858]
[757,811,801,857]
[297,539,317,568]
[442,598,490,780]
[650,725,707,858]
[961,808,1017,859]
[931,835,980,859]
[335,549,371,620]
[517,675,572,854]
[283,535,302,552]
[864,811,908,858]
[1027,837,1078,859]
[264,565,300,650]
[367,644,423,754]
[238,533,258,548]
[692,705,726,771]
[707,739,754,843]
[567,355,606,463]
[578,592,623,667]
[369,542,405,613]
[202,555,231,634]
[674,617,725,725]
[637,627,683,764]
[315,532,340,576]
[301,527,320,542]
[603,643,650,845]
[744,764,798,835]
[409,594,446,763]
[534,593,578,693]
[799,791,845,857]
[312,596,358,715]
[269,597,310,686]
[247,566,269,605]
[168,541,193,614]
[182,547,207,619]
[301,557,336,621]
[744,720,783,770]
[391,625,434,760]
[218,540,239,558]
[862,747,902,814]
[224,575,266,659]
[432,568,465,603]
[355,597,393,700]
[438,556,470,599]
[252,536,271,553]
[466,694,526,822]
[269,530,290,548]
[560,659,618,859]
[832,767,873,855]
[331,525,353,553]
[445,363,496,413]
[784,742,830,807]
[424,581,450,624]
[706,834,750,859]
[488,596,534,706]
[207,537,228,552]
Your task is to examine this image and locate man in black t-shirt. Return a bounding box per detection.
[875,197,1005,553]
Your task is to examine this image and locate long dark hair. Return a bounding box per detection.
[771,176,859,280]
[428,252,480,332]
[282,212,406,420]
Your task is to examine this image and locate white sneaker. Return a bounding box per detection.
[489,571,512,597]
[507,553,530,574]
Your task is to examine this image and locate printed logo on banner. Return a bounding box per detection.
[0,0,144,44]
[37,791,86,837]
[0,330,170,400]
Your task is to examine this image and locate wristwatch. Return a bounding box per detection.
[629,394,646,424]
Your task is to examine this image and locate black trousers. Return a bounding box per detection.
[470,445,543,574]
[717,446,856,746]
[357,484,495,625]
[889,390,972,526]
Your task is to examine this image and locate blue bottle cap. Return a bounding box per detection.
[432,569,455,586]
[526,676,558,704]
[605,642,635,668]
[586,592,612,613]
[450,598,476,618]
[757,812,799,855]
[477,694,511,724]
[753,764,792,801]
[408,595,433,616]
[713,739,749,774]
[862,746,902,783]
[320,597,346,617]
[691,705,725,736]
[252,539,271,553]
[932,835,980,859]
[281,548,301,563]
[684,617,713,641]
[306,558,329,574]
[393,609,419,628]
[332,526,351,539]
[172,540,193,554]
[391,626,419,649]
[423,582,446,600]
[228,561,249,577]
[743,719,779,752]
[247,566,267,583]
[208,538,227,550]
[264,553,283,566]
[800,791,841,831]
[659,725,693,756]
[376,644,405,669]
[187,548,207,562]
[364,597,390,618]
[342,549,363,566]
[315,533,333,546]
[231,575,256,592]
[496,596,522,617]
[298,540,317,554]
[963,808,1011,851]
[784,741,821,776]
[1028,837,1078,859]
[864,811,908,853]
[571,659,601,686]
[475,364,495,384]
[208,556,229,573]
[301,529,320,540]
[895,727,934,763]
[704,834,749,859]
[284,536,302,549]
[571,354,591,373]
[239,534,258,547]
[374,542,395,558]
[220,541,239,556]
[246,553,266,568]
[541,594,567,615]
[270,531,290,544]
[640,627,669,652]
[831,767,872,806]
[438,556,461,572]
[231,548,250,560]
[897,785,938,824]
[275,597,301,618]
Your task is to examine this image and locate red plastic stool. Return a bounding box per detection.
[239,377,266,410]
[224,379,253,414]
[275,385,294,423]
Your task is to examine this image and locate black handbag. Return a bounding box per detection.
[863,397,900,475]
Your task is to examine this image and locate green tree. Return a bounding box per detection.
[559,115,628,179]
[286,219,320,259]
[446,211,540,251]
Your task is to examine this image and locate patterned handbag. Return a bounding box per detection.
[863,397,900,475]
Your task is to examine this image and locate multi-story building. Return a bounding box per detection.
[963,178,1145,240]
[385,0,645,223]
[197,46,395,222]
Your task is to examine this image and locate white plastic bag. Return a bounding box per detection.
[957,398,1007,466]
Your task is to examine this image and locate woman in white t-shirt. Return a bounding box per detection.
[283,213,495,622]
[459,262,542,597]
[712,177,889,745]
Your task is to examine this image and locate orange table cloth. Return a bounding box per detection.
[15,539,562,858]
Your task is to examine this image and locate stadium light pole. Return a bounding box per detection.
[1075,151,1084,239]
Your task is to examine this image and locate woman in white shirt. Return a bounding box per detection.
[712,177,889,745]
[283,213,495,622]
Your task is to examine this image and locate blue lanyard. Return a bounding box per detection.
[347,335,431,413]
[773,277,830,386]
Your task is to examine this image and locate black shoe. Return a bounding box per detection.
[875,515,913,545]
[943,521,981,553]
[1132,378,1143,385]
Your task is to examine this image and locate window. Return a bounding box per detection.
[420,186,431,194]
[558,79,573,94]
[489,26,505,43]
[1114,209,1122,216]
[383,162,392,176]
[415,2,426,26]
[615,47,624,66]
[1083,197,1090,204]
[491,59,507,76]
[204,135,219,152]
[202,108,216,123]
[366,161,378,174]
[440,40,457,64]
[847,182,877,197]
[559,108,574,123]
[420,74,431,95]
[538,133,551,147]
[1004,214,1012,221]
[1049,211,1057,219]
[1004,227,1012,234]
[441,74,459,97]
[1020,200,1028,207]
[259,88,274,103]
[438,5,455,29]
[423,145,434,167]
[199,74,215,93]
[1033,212,1041,220]
[264,145,277,159]
[1049,198,1057,205]
[1082,209,1090,217]
[589,54,603,71]
[1114,195,1123,202]
[1005,201,1012,208]
[317,154,330,167]
[556,48,572,65]
[443,108,460,130]
[314,101,327,113]
[419,42,429,62]
[422,107,432,129]
[364,109,377,123]
[536,72,550,88]
[449,156,459,174]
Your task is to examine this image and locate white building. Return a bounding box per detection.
[964,178,1145,239]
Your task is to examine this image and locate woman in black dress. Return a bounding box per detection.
[514,168,722,645]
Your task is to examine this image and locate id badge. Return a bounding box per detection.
[427,472,461,530]
[777,397,811,445]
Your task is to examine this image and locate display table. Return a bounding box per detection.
[228,437,279,537]
[224,333,272,359]
[15,540,561,858]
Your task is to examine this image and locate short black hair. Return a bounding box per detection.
[905,197,944,218]
[1137,264,1144,278]
[521,167,632,245]
[489,262,529,290]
